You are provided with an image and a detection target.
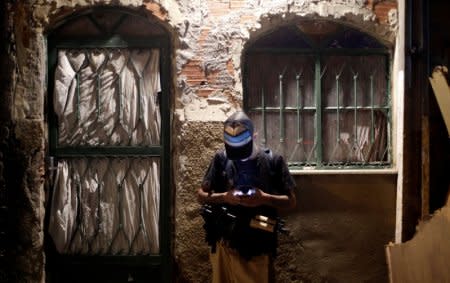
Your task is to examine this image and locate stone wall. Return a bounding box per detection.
[1,1,47,282]
[0,0,399,282]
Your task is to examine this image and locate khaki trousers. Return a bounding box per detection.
[210,241,271,283]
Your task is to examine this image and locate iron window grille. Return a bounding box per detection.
[46,7,172,282]
[244,22,392,170]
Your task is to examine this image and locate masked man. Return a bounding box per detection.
[198,111,297,283]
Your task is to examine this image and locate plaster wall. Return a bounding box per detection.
[0,0,399,282]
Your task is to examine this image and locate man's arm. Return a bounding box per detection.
[262,188,296,210]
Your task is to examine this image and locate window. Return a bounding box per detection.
[244,21,391,170]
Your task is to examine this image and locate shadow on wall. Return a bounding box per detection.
[276,174,396,283]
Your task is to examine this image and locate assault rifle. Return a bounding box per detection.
[200,204,237,252]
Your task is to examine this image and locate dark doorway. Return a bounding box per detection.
[45,7,172,283]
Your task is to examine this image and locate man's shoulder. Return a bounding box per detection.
[213,149,227,160]
[210,149,228,167]
[256,147,271,158]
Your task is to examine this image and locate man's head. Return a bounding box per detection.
[223,111,254,160]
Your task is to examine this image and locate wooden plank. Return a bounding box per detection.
[386,195,450,283]
[429,66,450,137]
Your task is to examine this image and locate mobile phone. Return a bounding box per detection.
[234,186,256,197]
[245,188,256,196]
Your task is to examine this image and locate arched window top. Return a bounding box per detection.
[49,7,167,38]
[324,28,386,49]
[250,20,387,50]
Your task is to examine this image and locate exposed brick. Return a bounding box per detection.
[230,0,246,9]
[240,14,257,24]
[365,0,375,10]
[374,1,397,24]
[144,2,167,21]
[198,28,211,46]
[181,60,208,86]
[226,59,234,77]
[197,88,215,97]
[208,1,230,18]
[186,79,207,86]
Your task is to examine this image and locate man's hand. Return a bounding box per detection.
[198,187,242,206]
[236,188,267,207]
[223,190,242,206]
[238,187,297,210]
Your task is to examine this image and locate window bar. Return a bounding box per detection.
[141,183,150,251]
[370,74,375,143]
[279,73,285,144]
[261,88,267,147]
[119,180,130,253]
[315,57,323,165]
[88,171,102,254]
[76,72,81,123]
[117,73,123,125]
[95,55,109,123]
[134,54,144,123]
[117,54,129,127]
[133,53,153,123]
[386,57,392,163]
[353,74,358,145]
[139,179,151,252]
[289,73,304,164]
[116,183,126,251]
[130,183,147,254]
[109,182,128,254]
[67,161,91,254]
[96,73,102,121]
[108,164,132,255]
[88,179,102,255]
[68,174,83,253]
[137,76,143,121]
[131,170,151,254]
[66,51,85,126]
[335,75,340,144]
[69,55,84,125]
[296,74,302,144]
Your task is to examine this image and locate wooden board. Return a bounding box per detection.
[386,196,450,283]
[429,66,450,137]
